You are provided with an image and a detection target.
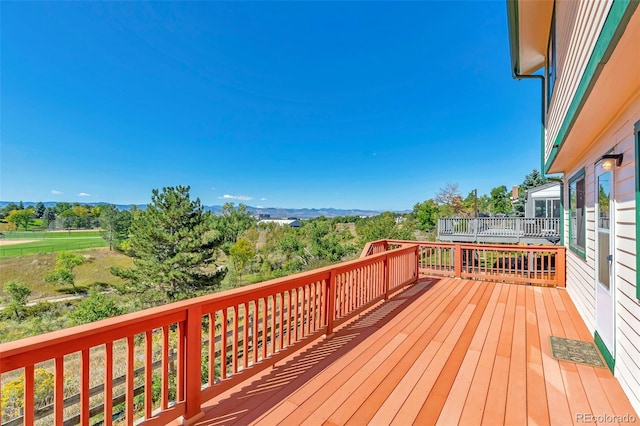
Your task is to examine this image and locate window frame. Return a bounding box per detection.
[635,119,640,299]
[568,168,586,259]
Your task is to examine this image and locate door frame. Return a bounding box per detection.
[594,160,616,372]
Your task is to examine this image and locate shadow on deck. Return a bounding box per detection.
[191,277,637,426]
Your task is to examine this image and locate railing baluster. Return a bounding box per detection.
[262,298,268,359]
[55,356,65,425]
[209,313,215,385]
[144,331,152,419]
[161,326,169,410]
[24,364,35,425]
[126,335,135,425]
[253,300,258,365]
[221,309,228,379]
[104,343,113,426]
[233,305,239,374]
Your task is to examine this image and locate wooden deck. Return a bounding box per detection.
[190,278,637,426]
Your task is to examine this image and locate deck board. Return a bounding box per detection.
[191,279,638,426]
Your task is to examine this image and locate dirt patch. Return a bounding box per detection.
[0,239,38,246]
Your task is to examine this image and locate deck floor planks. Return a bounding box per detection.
[533,287,574,425]
[457,284,510,425]
[504,285,528,426]
[557,289,626,423]
[525,285,550,426]
[481,284,518,425]
[191,279,638,426]
[435,283,503,426]
[327,281,482,425]
[340,281,479,426]
[413,282,497,425]
[257,281,454,425]
[277,279,477,426]
[367,281,484,426]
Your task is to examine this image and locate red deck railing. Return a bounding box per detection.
[0,245,419,426]
[362,240,566,287]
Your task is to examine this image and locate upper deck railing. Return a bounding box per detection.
[0,245,419,426]
[437,217,561,244]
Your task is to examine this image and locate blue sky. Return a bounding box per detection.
[1,1,541,211]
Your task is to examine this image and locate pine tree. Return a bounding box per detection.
[513,169,549,217]
[111,186,225,306]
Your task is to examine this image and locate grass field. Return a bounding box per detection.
[1,229,102,239]
[0,248,134,299]
[0,230,107,257]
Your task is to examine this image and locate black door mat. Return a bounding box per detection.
[550,336,606,368]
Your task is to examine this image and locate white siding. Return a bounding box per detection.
[545,0,613,160]
[562,94,640,413]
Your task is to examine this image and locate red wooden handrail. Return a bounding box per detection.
[363,240,566,288]
[0,244,419,426]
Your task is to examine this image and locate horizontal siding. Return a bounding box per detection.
[562,94,640,415]
[545,0,613,160]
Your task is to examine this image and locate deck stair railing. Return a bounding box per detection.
[0,245,419,426]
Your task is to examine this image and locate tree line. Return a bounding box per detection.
[411,169,549,231]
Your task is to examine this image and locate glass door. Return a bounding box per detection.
[595,165,615,355]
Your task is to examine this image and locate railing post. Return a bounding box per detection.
[326,270,336,337]
[383,254,390,300]
[182,305,204,425]
[556,246,566,287]
[454,244,462,278]
[414,245,420,282]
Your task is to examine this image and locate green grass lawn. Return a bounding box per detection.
[0,231,107,258]
[1,230,102,240]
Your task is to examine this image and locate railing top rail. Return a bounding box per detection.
[0,243,418,365]
[382,239,563,251]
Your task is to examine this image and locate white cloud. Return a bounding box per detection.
[51,190,63,195]
[219,194,253,201]
[260,198,267,201]
[78,192,91,197]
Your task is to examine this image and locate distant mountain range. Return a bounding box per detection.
[0,201,383,219]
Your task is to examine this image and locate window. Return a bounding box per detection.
[569,169,586,258]
[546,11,557,108]
[535,199,561,218]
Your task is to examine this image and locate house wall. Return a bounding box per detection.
[562,93,640,412]
[545,0,612,161]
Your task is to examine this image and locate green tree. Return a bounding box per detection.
[228,238,255,286]
[100,205,132,250]
[111,185,225,305]
[356,212,414,246]
[57,209,77,230]
[413,199,439,230]
[513,169,549,217]
[0,202,19,219]
[44,252,85,292]
[41,207,56,227]
[215,203,255,253]
[306,219,354,262]
[69,290,125,325]
[3,281,31,320]
[6,208,35,230]
[489,185,512,214]
[34,202,46,219]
